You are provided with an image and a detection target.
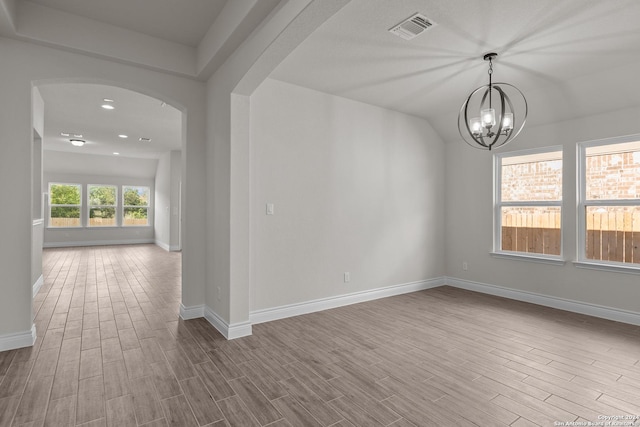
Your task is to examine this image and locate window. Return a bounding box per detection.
[579,138,640,267]
[49,183,82,227]
[123,186,150,226]
[495,148,563,258]
[88,185,117,227]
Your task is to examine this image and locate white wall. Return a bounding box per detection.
[0,35,206,347]
[445,105,640,314]
[169,150,181,250]
[154,150,181,251]
[250,79,445,311]
[44,150,159,178]
[205,0,350,335]
[31,87,44,296]
[155,152,171,249]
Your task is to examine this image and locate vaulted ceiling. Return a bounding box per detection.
[271,0,640,143]
[3,0,640,153]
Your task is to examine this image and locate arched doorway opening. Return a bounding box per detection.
[32,79,187,340]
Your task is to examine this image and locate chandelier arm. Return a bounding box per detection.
[500,86,516,145]
[476,87,492,146]
[493,82,528,143]
[459,87,490,149]
[487,85,508,149]
[503,83,528,142]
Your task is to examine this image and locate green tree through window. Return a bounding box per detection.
[123,186,150,226]
[49,183,81,227]
[88,185,117,226]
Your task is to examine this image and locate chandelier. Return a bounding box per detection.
[458,53,527,150]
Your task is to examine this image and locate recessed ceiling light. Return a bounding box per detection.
[113,152,120,155]
[70,139,85,147]
[101,98,115,110]
[118,134,128,139]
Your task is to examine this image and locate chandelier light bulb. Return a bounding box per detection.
[502,113,514,131]
[481,108,496,128]
[470,117,482,135]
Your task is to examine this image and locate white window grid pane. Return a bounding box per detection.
[494,147,563,259]
[578,137,640,268]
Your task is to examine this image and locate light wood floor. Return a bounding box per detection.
[1,245,640,426]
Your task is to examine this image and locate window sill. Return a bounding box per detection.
[573,261,640,275]
[490,251,566,266]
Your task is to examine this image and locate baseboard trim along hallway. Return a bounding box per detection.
[0,324,36,352]
[32,274,43,297]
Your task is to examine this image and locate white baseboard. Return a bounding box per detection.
[204,306,252,340]
[154,240,180,252]
[446,277,640,327]
[179,303,204,320]
[0,324,37,352]
[155,240,171,251]
[250,277,446,325]
[182,278,443,339]
[43,239,154,248]
[32,275,43,297]
[179,304,252,340]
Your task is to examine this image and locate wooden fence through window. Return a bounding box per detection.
[502,211,640,264]
[49,218,148,227]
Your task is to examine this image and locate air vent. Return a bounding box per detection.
[389,13,435,40]
[139,137,152,142]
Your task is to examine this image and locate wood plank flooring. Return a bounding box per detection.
[1,244,640,426]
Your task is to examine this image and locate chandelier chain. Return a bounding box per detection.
[488,58,493,108]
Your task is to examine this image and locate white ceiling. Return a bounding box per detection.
[271,0,640,143]
[38,84,181,159]
[14,0,277,162]
[24,0,227,46]
[2,0,282,79]
[9,0,640,159]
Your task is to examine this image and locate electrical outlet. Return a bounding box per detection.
[216,286,221,301]
[462,261,468,271]
[344,272,350,283]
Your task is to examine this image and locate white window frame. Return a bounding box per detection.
[122,185,151,227]
[576,135,640,274]
[87,184,118,228]
[48,182,82,228]
[492,146,565,265]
